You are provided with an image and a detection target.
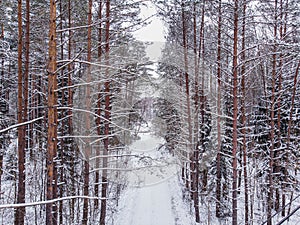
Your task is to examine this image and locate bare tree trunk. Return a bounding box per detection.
[241,2,249,224]
[46,0,58,224]
[15,0,26,224]
[100,1,110,224]
[232,1,239,224]
[95,0,103,210]
[216,0,222,218]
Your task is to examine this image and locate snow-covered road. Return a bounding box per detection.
[114,178,175,225]
[113,131,195,225]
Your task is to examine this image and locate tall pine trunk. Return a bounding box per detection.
[94,0,103,210]
[46,0,58,224]
[15,0,26,224]
[100,1,110,224]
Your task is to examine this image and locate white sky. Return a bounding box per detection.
[133,1,166,61]
[133,1,165,42]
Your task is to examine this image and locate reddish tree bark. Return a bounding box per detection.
[15,0,26,224]
[46,0,58,224]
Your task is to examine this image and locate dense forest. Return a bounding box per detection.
[0,0,299,224]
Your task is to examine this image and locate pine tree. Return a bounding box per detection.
[15,0,26,224]
[46,0,58,224]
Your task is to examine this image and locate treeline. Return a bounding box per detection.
[155,0,299,225]
[0,0,299,225]
[0,0,149,224]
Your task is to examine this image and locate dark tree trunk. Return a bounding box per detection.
[241,2,249,224]
[100,1,110,224]
[95,0,103,210]
[15,0,26,224]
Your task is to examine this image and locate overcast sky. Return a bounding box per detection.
[133,1,166,61]
[133,1,165,42]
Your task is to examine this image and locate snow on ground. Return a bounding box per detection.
[112,129,196,225]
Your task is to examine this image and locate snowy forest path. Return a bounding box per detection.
[113,129,195,225]
[114,172,175,225]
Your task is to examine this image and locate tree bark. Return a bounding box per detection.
[95,0,103,210]
[241,1,249,224]
[15,0,26,224]
[46,0,58,224]
[100,1,110,224]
